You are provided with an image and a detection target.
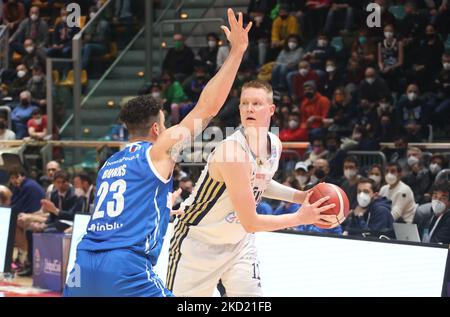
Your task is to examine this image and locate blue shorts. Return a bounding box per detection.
[63,248,173,297]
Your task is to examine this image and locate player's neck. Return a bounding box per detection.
[243,126,270,159]
[128,135,157,144]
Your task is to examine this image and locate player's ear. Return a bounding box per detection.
[150,121,159,137]
[269,103,275,116]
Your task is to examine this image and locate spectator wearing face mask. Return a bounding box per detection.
[21,38,46,70]
[367,164,385,189]
[272,34,304,91]
[354,98,378,140]
[409,24,444,91]
[248,8,271,67]
[375,96,397,142]
[351,29,377,69]
[303,33,335,75]
[0,114,16,141]
[396,84,430,142]
[9,6,48,57]
[432,53,450,129]
[342,178,393,237]
[279,111,308,142]
[323,88,356,136]
[271,4,299,51]
[357,67,390,105]
[320,59,343,99]
[379,162,417,223]
[388,135,409,171]
[197,33,220,75]
[304,137,328,166]
[402,147,432,204]
[26,65,46,102]
[428,154,448,182]
[421,181,450,244]
[27,108,47,140]
[73,172,96,214]
[289,59,320,100]
[162,33,195,82]
[11,90,38,139]
[305,158,339,189]
[340,156,361,209]
[377,24,404,93]
[6,64,31,99]
[294,161,310,190]
[299,81,330,140]
[183,65,210,103]
[40,160,61,197]
[46,8,80,58]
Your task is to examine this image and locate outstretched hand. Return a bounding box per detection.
[220,8,252,53]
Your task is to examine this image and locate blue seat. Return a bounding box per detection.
[388,5,406,20]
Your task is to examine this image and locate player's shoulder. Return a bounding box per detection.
[211,139,250,164]
[268,131,282,152]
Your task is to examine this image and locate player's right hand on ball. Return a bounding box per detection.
[296,191,336,226]
[221,8,252,53]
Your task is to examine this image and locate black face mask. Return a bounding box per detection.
[181,190,191,200]
[426,33,435,40]
[314,169,326,180]
[280,15,288,20]
[327,145,337,153]
[20,99,30,106]
[0,122,5,130]
[304,92,314,99]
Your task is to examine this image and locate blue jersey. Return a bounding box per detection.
[78,141,173,266]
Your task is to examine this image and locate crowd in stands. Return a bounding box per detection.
[1,0,450,278]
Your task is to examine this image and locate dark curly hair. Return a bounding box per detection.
[119,95,162,137]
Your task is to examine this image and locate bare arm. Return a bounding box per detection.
[212,141,335,233]
[150,9,252,178]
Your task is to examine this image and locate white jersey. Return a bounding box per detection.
[174,128,282,245]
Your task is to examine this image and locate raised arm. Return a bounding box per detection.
[151,9,252,170]
[211,141,336,233]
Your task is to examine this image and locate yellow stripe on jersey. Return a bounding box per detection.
[166,220,189,291]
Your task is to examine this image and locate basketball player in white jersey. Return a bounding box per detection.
[166,80,336,297]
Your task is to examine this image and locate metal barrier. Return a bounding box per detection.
[435,169,450,183]
[0,25,9,70]
[347,151,387,169]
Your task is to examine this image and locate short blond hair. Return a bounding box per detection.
[241,80,273,103]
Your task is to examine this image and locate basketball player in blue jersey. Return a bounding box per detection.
[63,8,252,297]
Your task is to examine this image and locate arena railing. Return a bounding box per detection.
[0,25,9,70]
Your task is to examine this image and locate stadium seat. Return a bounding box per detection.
[59,69,88,87]
[99,42,118,63]
[388,5,406,20]
[12,52,22,64]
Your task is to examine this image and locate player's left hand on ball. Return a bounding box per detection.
[221,8,252,53]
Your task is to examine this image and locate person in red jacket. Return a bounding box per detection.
[289,60,321,101]
[279,111,308,142]
[299,81,330,140]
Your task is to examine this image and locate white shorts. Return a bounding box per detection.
[166,231,262,297]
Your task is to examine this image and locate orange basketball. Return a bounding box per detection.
[308,182,350,229]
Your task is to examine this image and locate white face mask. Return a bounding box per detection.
[444,63,450,71]
[288,120,299,130]
[357,192,371,208]
[366,77,375,85]
[407,156,419,167]
[326,65,335,73]
[299,68,308,76]
[31,14,39,21]
[151,92,161,99]
[407,92,418,101]
[25,46,34,54]
[344,169,357,180]
[74,187,86,197]
[310,175,318,184]
[287,42,297,50]
[432,199,447,216]
[379,102,389,110]
[385,173,397,185]
[17,70,26,78]
[369,174,381,184]
[254,16,263,24]
[208,40,217,48]
[35,118,42,125]
[317,39,327,47]
[429,163,442,175]
[296,175,308,186]
[384,31,394,39]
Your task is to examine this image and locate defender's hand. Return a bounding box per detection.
[220,8,252,54]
